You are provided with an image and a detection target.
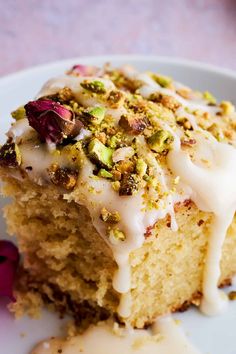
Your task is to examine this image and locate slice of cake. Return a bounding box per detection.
[1,63,236,328]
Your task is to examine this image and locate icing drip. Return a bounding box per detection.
[8,67,236,320]
[125,70,219,115]
[168,137,236,315]
[69,158,183,317]
[200,211,233,315]
[38,75,127,123]
[31,316,201,354]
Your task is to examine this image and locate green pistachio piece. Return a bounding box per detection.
[81,80,106,94]
[85,106,106,125]
[109,228,126,243]
[0,142,22,167]
[11,106,26,120]
[88,138,114,168]
[112,181,120,192]
[136,158,147,177]
[100,207,121,223]
[98,168,113,179]
[63,142,83,166]
[119,173,138,196]
[151,74,172,88]
[147,130,173,153]
[220,101,235,115]
[203,91,216,105]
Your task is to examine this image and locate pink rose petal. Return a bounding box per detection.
[69,64,99,76]
[0,240,19,301]
[25,99,83,144]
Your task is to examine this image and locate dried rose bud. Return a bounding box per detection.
[0,240,19,301]
[68,64,99,76]
[0,142,22,168]
[25,99,83,144]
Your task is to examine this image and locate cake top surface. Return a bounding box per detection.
[1,63,236,319]
[1,64,236,198]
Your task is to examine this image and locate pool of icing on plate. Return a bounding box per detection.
[11,67,236,321]
[31,316,201,354]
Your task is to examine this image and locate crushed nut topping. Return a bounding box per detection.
[48,164,78,190]
[228,291,236,300]
[119,114,147,135]
[147,130,173,153]
[0,142,22,168]
[119,173,138,196]
[100,207,121,224]
[4,63,236,203]
[80,80,106,94]
[149,93,181,111]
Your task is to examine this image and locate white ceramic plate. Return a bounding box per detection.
[0,56,236,354]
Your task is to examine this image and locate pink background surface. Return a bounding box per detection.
[0,0,236,76]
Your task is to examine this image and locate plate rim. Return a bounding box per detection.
[0,55,236,86]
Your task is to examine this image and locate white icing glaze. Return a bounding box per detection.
[74,127,91,141]
[8,66,236,320]
[122,68,219,115]
[168,136,236,315]
[31,316,201,354]
[37,75,115,107]
[139,80,218,114]
[7,118,36,143]
[38,75,126,123]
[68,156,184,317]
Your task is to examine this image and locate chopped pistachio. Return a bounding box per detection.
[147,130,173,153]
[116,160,134,174]
[176,116,192,130]
[95,132,107,144]
[220,101,235,115]
[203,91,216,105]
[176,88,192,99]
[64,142,83,166]
[112,169,122,181]
[151,73,172,88]
[119,173,138,196]
[98,169,113,179]
[108,134,122,148]
[11,106,26,121]
[81,80,106,94]
[48,165,78,190]
[88,138,114,169]
[207,123,224,141]
[100,207,121,223]
[112,181,120,192]
[149,93,180,111]
[58,87,74,102]
[119,114,147,135]
[148,176,159,188]
[83,106,106,125]
[0,142,22,167]
[108,228,126,244]
[136,158,147,177]
[107,90,124,108]
[228,291,236,300]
